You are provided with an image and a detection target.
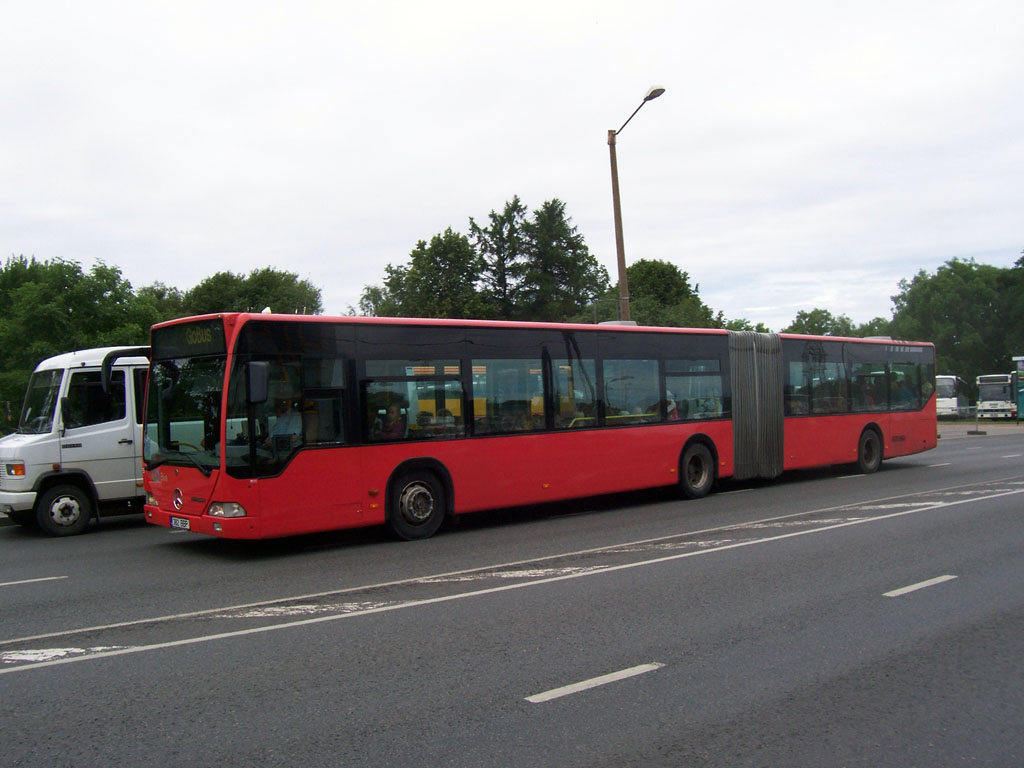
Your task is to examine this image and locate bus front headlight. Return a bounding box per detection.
[207,502,247,518]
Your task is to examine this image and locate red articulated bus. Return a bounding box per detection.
[142,313,936,540]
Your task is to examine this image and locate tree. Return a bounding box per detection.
[997,250,1024,359]
[360,229,487,319]
[183,268,322,315]
[516,199,609,321]
[581,259,721,327]
[782,308,857,336]
[136,282,186,322]
[890,258,1010,383]
[360,197,607,322]
[725,318,773,333]
[469,196,528,320]
[0,256,156,428]
[403,229,488,318]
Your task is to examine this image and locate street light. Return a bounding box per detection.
[608,85,665,322]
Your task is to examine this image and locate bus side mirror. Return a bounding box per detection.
[247,361,270,404]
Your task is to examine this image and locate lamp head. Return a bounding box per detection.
[644,86,666,101]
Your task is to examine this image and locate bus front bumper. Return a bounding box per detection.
[145,505,260,538]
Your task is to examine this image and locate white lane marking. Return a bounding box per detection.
[1,647,127,664]
[928,463,952,467]
[1002,454,1022,459]
[4,475,1023,650]
[837,475,864,480]
[0,576,67,589]
[2,487,1021,677]
[525,663,664,704]
[884,575,958,598]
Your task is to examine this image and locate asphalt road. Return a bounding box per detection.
[2,424,1022,767]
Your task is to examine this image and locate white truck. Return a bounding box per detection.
[0,346,150,535]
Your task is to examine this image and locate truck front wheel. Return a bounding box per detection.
[36,485,93,536]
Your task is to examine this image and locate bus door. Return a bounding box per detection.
[252,358,361,534]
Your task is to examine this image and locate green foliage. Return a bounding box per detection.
[361,198,609,322]
[889,258,1018,384]
[516,199,609,321]
[0,256,157,431]
[469,196,528,320]
[782,308,857,336]
[579,259,722,328]
[0,258,324,434]
[725,318,773,333]
[183,267,322,315]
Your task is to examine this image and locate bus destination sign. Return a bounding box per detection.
[153,318,227,359]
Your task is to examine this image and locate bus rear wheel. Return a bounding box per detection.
[857,429,883,474]
[680,443,714,499]
[35,484,93,536]
[388,471,446,540]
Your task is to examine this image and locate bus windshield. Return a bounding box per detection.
[978,382,1009,401]
[144,356,225,474]
[936,378,957,398]
[18,369,63,434]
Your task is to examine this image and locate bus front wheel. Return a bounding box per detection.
[680,443,715,499]
[857,429,883,474]
[388,471,446,540]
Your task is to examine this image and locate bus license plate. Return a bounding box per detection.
[170,516,191,531]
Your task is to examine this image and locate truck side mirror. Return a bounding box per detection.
[247,361,270,404]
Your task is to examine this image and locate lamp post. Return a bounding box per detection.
[608,85,665,322]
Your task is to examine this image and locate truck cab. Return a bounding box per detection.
[0,346,150,535]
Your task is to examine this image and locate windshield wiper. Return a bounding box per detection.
[178,451,213,477]
[145,451,212,477]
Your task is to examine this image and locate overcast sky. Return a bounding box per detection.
[3,0,1021,331]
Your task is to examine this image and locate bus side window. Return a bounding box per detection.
[552,357,597,429]
[472,359,544,434]
[602,360,659,425]
[785,363,808,415]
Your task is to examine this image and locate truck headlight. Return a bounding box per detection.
[5,462,26,477]
[207,502,247,518]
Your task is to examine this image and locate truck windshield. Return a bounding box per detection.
[144,356,226,473]
[18,369,63,434]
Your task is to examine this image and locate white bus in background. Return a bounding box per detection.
[935,375,973,418]
[0,346,150,535]
[976,373,1018,420]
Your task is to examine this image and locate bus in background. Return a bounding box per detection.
[935,375,972,419]
[976,373,1018,419]
[142,314,936,541]
[0,346,150,535]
